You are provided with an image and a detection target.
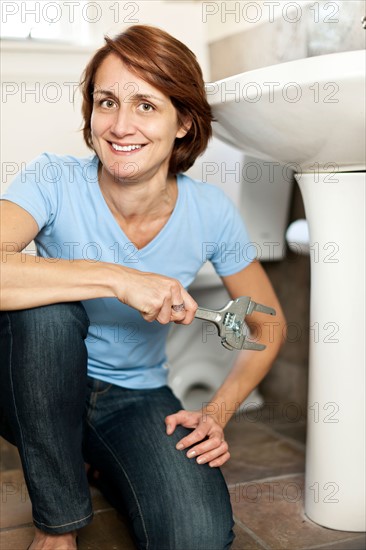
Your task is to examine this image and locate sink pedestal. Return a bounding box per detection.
[296,171,365,531]
[209,49,365,531]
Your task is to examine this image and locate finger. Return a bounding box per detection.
[165,413,178,435]
[185,436,226,459]
[208,451,231,468]
[141,307,159,322]
[178,292,198,324]
[169,289,187,323]
[158,281,186,324]
[170,304,187,323]
[170,282,185,310]
[139,293,165,323]
[194,442,228,465]
[175,423,210,451]
[156,296,175,324]
[165,410,191,435]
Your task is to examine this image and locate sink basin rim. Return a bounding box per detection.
[207,50,366,171]
[207,50,366,105]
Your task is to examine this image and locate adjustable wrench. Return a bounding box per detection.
[195,296,276,351]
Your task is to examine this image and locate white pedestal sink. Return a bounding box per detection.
[208,50,366,532]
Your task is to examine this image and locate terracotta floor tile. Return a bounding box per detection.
[232,524,267,549]
[0,525,33,550]
[0,438,22,472]
[222,418,305,486]
[231,474,364,550]
[0,469,32,529]
[231,404,307,453]
[270,423,307,445]
[305,534,366,549]
[0,512,136,550]
[244,402,307,425]
[78,510,136,550]
[4,423,361,550]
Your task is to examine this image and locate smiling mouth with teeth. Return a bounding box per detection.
[111,143,144,152]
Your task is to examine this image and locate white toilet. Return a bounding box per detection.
[166,137,293,411]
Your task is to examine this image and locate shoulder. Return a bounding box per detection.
[16,152,97,178]
[18,153,98,192]
[178,172,232,208]
[35,152,97,176]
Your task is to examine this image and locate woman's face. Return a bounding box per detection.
[91,53,188,184]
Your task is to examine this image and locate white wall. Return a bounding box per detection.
[205,0,315,41]
[1,1,209,193]
[81,1,209,75]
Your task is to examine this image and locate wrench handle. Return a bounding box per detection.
[194,307,223,325]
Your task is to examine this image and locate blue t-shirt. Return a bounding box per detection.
[2,153,253,388]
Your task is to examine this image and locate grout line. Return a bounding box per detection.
[299,534,366,549]
[253,421,306,453]
[0,522,33,533]
[233,516,272,550]
[0,508,115,533]
[228,471,304,489]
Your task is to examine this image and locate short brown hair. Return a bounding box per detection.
[80,25,213,174]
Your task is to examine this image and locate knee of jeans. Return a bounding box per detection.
[3,302,90,343]
[143,502,235,550]
[184,514,234,550]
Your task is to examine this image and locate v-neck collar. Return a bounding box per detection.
[92,155,183,254]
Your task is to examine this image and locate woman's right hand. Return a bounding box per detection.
[0,201,198,319]
[115,266,198,325]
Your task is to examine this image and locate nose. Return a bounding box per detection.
[110,105,136,137]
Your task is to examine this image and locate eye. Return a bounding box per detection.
[98,99,117,109]
[138,103,154,113]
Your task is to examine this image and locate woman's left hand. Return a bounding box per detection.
[165,410,230,467]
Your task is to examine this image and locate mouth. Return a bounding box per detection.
[108,142,146,153]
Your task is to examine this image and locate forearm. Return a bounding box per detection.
[0,253,118,310]
[202,321,286,428]
[0,252,197,325]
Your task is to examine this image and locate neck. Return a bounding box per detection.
[97,162,177,222]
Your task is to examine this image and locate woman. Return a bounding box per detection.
[0,25,286,550]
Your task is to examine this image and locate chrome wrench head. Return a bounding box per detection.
[195,296,276,351]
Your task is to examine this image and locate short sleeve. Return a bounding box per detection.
[1,153,58,231]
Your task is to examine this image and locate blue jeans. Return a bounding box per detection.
[0,303,235,549]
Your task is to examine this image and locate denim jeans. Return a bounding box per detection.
[0,302,235,549]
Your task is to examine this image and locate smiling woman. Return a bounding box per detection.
[0,24,286,550]
[89,56,191,192]
[80,25,213,175]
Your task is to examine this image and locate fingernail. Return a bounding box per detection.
[176,443,184,450]
[196,456,205,464]
[166,424,172,434]
[187,450,196,458]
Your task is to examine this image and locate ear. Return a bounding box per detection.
[176,115,192,139]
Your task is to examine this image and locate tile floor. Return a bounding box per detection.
[1,404,365,550]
